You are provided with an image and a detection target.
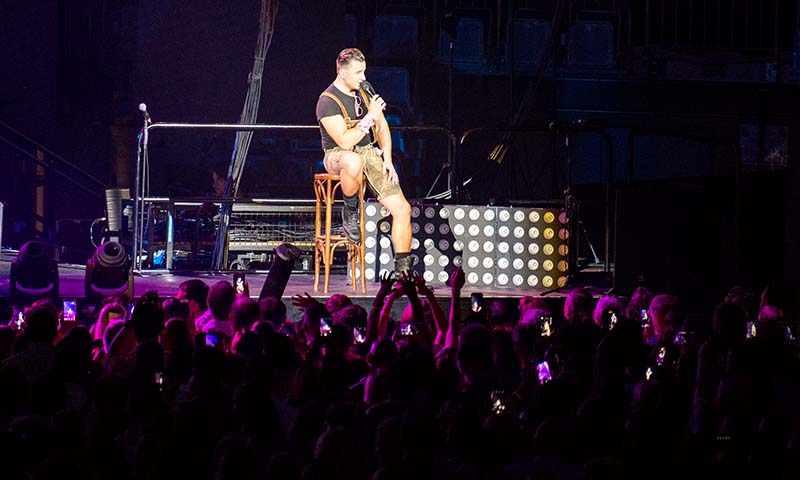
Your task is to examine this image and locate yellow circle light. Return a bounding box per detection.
[543,244,554,255]
[543,212,555,224]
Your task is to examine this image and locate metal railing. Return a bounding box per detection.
[133,122,456,278]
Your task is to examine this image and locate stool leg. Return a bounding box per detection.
[358,182,367,293]
[350,244,357,292]
[314,179,322,292]
[314,240,320,291]
[324,178,333,294]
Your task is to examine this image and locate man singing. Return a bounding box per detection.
[315,48,413,276]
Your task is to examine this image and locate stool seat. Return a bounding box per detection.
[313,173,367,294]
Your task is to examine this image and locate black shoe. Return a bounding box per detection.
[275,243,302,261]
[394,255,414,277]
[341,205,361,243]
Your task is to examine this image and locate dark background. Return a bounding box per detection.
[2,0,799,306]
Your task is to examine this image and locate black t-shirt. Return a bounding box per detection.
[315,84,372,150]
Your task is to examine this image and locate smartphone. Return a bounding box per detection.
[746,321,756,339]
[353,326,366,344]
[233,272,246,295]
[603,309,618,330]
[490,390,506,414]
[399,321,418,336]
[645,366,654,381]
[205,332,221,348]
[640,309,650,327]
[538,316,553,337]
[785,324,795,344]
[656,346,666,365]
[12,308,25,331]
[470,293,483,312]
[62,299,77,323]
[536,360,552,384]
[154,372,164,386]
[320,318,332,337]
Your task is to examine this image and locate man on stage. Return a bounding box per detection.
[315,48,413,276]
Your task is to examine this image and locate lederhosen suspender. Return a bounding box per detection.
[319,88,377,148]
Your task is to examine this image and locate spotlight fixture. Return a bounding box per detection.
[85,241,132,305]
[10,240,59,306]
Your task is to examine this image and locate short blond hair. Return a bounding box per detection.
[336,48,365,70]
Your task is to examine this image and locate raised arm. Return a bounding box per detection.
[446,267,465,350]
[367,271,395,343]
[415,274,447,347]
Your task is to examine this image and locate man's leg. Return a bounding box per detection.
[378,192,412,275]
[326,150,365,242]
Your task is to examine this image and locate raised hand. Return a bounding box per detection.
[377,271,396,297]
[414,272,433,295]
[291,292,318,312]
[399,273,418,298]
[450,267,465,293]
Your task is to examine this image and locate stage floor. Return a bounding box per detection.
[0,251,572,321]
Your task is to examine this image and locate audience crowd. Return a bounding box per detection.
[1,261,798,479]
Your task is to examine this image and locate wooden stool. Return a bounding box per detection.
[313,173,367,294]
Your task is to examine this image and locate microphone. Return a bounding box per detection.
[360,81,379,99]
[138,103,152,124]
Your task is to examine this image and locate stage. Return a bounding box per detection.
[0,250,572,322]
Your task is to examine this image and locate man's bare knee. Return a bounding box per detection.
[339,152,363,176]
[384,198,410,219]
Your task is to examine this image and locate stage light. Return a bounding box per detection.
[85,241,131,305]
[10,240,60,306]
[364,201,569,288]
